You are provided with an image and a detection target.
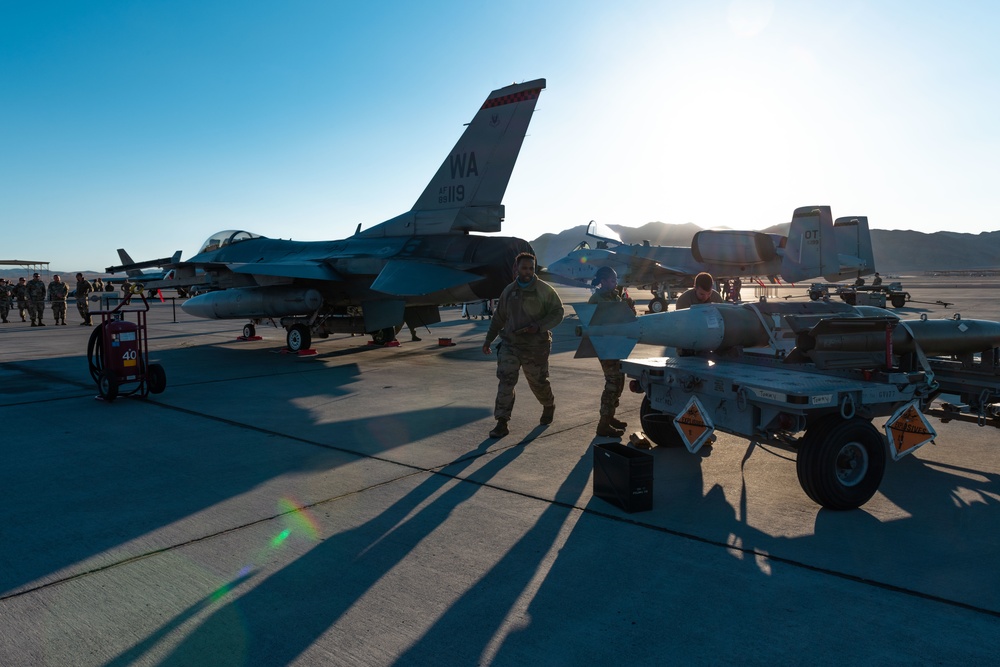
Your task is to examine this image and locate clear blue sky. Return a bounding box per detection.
[3,0,998,272]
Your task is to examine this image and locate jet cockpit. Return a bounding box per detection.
[199,230,264,254]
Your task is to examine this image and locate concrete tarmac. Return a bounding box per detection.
[1,282,998,666]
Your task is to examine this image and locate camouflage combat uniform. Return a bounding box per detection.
[75,276,94,325]
[26,276,47,326]
[48,278,69,324]
[484,276,564,422]
[0,280,11,322]
[588,286,629,420]
[14,280,28,321]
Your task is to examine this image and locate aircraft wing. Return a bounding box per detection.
[370,260,482,296]
[225,262,343,281]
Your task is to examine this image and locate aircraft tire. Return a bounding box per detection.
[243,323,256,338]
[647,298,667,314]
[795,416,885,510]
[286,324,311,352]
[147,363,167,395]
[371,327,395,346]
[639,396,684,448]
[97,371,119,403]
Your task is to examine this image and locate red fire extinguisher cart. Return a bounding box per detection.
[86,287,167,402]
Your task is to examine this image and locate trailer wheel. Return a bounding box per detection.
[97,371,119,402]
[809,291,820,301]
[286,324,311,352]
[639,396,684,447]
[647,298,667,313]
[796,416,886,510]
[890,294,906,308]
[841,293,856,305]
[147,363,167,394]
[243,323,256,338]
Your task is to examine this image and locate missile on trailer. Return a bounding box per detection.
[574,301,1000,363]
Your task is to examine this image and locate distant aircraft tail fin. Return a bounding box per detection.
[357,78,545,238]
[828,216,876,282]
[117,248,144,278]
[780,206,840,283]
[780,207,876,283]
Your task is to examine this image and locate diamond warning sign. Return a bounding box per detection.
[883,400,936,461]
[673,396,715,454]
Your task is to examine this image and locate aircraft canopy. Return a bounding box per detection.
[199,230,263,254]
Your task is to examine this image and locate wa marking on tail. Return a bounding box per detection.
[449,152,479,179]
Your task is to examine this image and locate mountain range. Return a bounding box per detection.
[529,222,1000,275]
[2,222,997,281]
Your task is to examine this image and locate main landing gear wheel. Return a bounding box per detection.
[147,363,167,394]
[286,324,311,352]
[648,298,668,313]
[97,371,119,402]
[243,323,256,338]
[371,327,396,346]
[795,416,886,510]
[639,396,684,448]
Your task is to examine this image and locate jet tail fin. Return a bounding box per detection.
[780,206,877,283]
[780,206,840,283]
[358,78,546,238]
[828,216,875,282]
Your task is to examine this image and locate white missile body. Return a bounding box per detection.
[574,301,1000,362]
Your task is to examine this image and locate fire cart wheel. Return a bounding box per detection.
[647,298,667,313]
[147,363,167,394]
[796,416,886,510]
[97,371,119,402]
[890,294,906,309]
[286,324,311,352]
[639,396,684,448]
[243,323,256,338]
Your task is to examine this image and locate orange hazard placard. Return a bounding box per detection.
[673,396,715,454]
[883,400,936,461]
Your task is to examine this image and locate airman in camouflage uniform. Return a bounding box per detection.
[26,273,47,326]
[48,275,69,325]
[14,277,29,321]
[0,279,11,322]
[482,252,564,438]
[75,273,94,325]
[588,267,635,437]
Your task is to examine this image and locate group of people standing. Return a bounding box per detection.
[0,273,94,326]
[480,255,727,441]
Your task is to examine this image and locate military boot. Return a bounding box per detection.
[489,419,509,439]
[596,417,625,438]
[540,404,555,424]
[608,415,627,430]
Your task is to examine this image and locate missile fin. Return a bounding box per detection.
[573,303,597,326]
[574,335,598,359]
[588,335,638,361]
[591,301,638,326]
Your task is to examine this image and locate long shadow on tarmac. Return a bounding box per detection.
[0,346,490,597]
[143,437,554,666]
